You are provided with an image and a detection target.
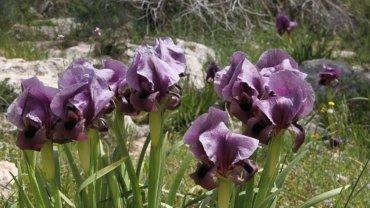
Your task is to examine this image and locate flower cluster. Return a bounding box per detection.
[214,49,314,152]
[7,38,185,151]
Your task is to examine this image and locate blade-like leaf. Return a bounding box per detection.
[298,185,350,208]
[166,153,192,206]
[59,190,76,208]
[276,141,313,188]
[79,156,126,192]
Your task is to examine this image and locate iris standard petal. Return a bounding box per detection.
[154,38,186,75]
[214,52,247,101]
[256,49,299,70]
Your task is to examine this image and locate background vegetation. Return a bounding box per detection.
[0,0,369,207]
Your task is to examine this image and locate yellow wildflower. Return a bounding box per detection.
[310,133,321,139]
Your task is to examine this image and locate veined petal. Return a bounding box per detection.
[183,107,229,163]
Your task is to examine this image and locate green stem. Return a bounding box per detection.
[243,151,257,208]
[254,133,285,208]
[326,86,332,102]
[24,150,37,168]
[148,111,165,208]
[218,178,232,208]
[40,141,55,180]
[77,139,90,174]
[113,111,143,208]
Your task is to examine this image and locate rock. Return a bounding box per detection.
[0,57,68,90]
[63,42,94,61]
[175,39,216,89]
[300,59,370,96]
[11,18,78,40]
[0,161,18,199]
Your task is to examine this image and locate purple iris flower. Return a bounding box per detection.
[184,107,259,190]
[98,58,138,115]
[246,69,314,152]
[214,52,265,123]
[126,38,185,112]
[7,77,59,151]
[275,15,298,36]
[206,61,221,82]
[50,60,114,143]
[318,64,341,86]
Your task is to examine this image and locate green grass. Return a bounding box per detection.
[0,33,48,61]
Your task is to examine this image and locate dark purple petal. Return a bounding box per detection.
[130,91,160,112]
[275,15,298,35]
[53,119,86,143]
[16,127,46,151]
[228,159,258,184]
[206,62,221,82]
[245,116,274,144]
[115,90,139,115]
[329,137,341,147]
[318,64,341,86]
[190,164,218,190]
[256,49,298,70]
[183,107,229,164]
[291,123,305,153]
[229,100,254,124]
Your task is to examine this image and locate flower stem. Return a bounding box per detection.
[254,133,284,208]
[24,150,36,168]
[40,141,55,180]
[243,151,257,208]
[148,110,165,208]
[41,141,62,208]
[113,111,143,208]
[218,178,232,208]
[77,139,90,174]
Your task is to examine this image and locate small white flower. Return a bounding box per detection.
[327,108,334,114]
[57,34,65,40]
[94,27,102,36]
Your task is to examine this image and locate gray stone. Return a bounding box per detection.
[176,39,216,89]
[0,161,18,199]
